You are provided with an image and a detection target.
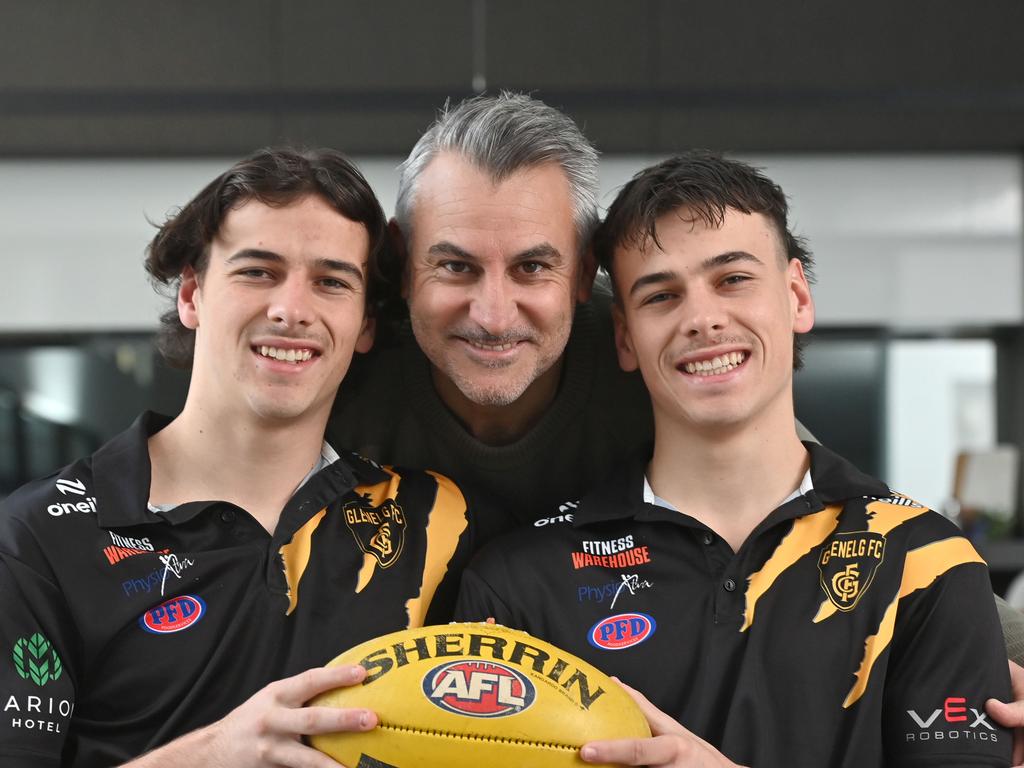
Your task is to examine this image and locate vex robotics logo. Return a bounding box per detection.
[344,496,407,568]
[423,661,535,718]
[906,697,997,743]
[818,531,885,611]
[12,633,63,687]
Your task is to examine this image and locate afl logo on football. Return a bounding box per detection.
[422,660,535,718]
[588,612,656,650]
[139,595,206,634]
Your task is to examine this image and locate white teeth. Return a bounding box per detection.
[683,351,746,376]
[470,341,515,352]
[258,346,313,363]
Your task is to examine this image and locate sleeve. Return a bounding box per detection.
[0,511,78,767]
[453,560,518,626]
[995,594,1024,666]
[882,552,1011,767]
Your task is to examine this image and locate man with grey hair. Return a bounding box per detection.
[330,92,653,530]
[329,93,1024,677]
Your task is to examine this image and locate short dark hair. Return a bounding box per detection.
[593,150,815,368]
[145,147,388,368]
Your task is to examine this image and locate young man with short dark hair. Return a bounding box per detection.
[457,151,1013,767]
[0,148,479,768]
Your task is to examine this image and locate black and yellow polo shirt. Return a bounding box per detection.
[0,412,485,768]
[456,442,1011,767]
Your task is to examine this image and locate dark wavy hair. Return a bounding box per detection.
[145,147,389,368]
[594,149,815,368]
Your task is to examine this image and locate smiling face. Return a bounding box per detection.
[177,195,374,427]
[612,206,814,434]
[403,152,594,409]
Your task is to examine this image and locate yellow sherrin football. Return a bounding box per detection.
[309,622,651,768]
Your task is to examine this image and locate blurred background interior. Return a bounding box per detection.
[2,1,1024,595]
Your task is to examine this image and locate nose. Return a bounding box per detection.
[682,286,728,338]
[468,273,518,336]
[267,276,315,328]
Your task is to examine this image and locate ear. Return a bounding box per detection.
[355,315,376,354]
[177,266,201,330]
[613,303,639,372]
[576,246,598,303]
[788,259,815,334]
[388,219,411,299]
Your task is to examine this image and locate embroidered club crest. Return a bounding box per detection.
[817,531,885,611]
[344,496,407,568]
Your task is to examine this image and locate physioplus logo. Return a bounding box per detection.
[12,633,63,687]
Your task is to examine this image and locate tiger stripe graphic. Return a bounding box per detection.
[842,536,984,708]
[742,505,842,632]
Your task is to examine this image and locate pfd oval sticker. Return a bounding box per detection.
[140,595,206,634]
[588,612,656,650]
[422,660,535,718]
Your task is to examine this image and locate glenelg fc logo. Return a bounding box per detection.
[818,531,885,611]
[422,660,535,717]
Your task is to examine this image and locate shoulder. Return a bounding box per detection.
[468,501,582,573]
[0,454,101,577]
[2,453,98,525]
[340,453,472,520]
[831,490,985,577]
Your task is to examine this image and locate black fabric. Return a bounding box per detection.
[456,443,1012,767]
[0,413,480,768]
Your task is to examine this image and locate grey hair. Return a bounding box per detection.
[394,92,600,256]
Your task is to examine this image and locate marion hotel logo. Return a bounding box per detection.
[4,633,74,733]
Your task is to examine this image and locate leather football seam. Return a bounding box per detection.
[376,721,577,751]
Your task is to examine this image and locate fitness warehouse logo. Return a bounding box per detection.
[817,531,884,611]
[905,697,997,743]
[5,633,74,734]
[571,536,651,570]
[101,531,169,566]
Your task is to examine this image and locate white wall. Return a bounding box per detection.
[1,154,1021,332]
[602,155,1023,328]
[885,340,996,511]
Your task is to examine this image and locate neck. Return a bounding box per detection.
[147,397,328,533]
[431,358,563,446]
[647,400,808,552]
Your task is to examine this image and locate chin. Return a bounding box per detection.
[448,368,535,408]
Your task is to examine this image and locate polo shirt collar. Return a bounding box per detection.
[573,441,889,529]
[92,411,388,528]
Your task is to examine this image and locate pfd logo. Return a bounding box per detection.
[139,595,206,634]
[12,633,63,687]
[588,612,656,650]
[818,531,885,611]
[344,496,407,568]
[422,660,535,718]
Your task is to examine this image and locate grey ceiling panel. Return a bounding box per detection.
[0,1,278,89]
[487,0,650,89]
[280,0,473,89]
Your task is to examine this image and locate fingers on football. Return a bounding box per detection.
[277,665,367,707]
[270,703,377,737]
[581,735,715,766]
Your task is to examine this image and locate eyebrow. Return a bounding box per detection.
[427,241,565,264]
[226,248,365,285]
[626,250,764,298]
